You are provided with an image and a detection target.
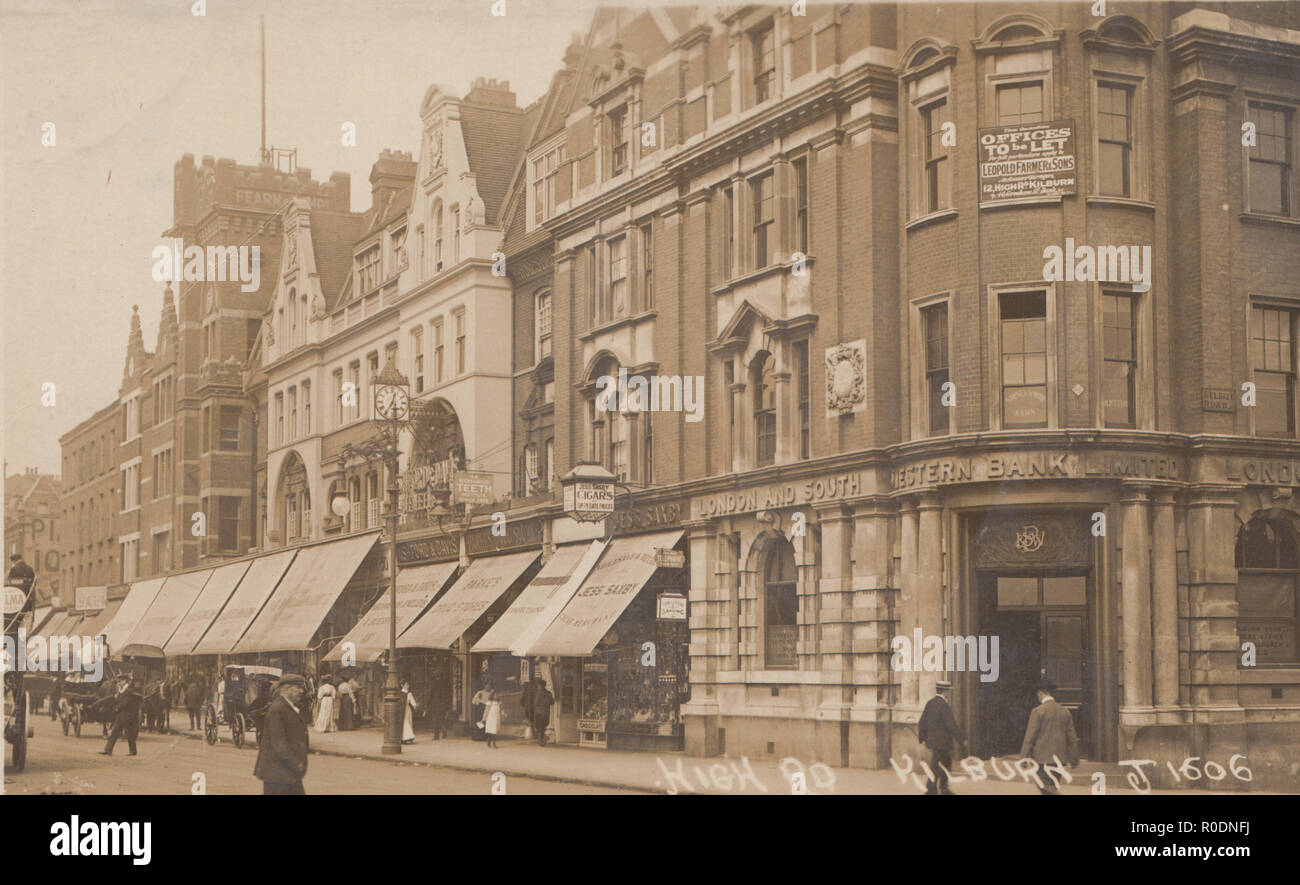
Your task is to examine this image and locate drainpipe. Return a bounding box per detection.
[250,407,259,550]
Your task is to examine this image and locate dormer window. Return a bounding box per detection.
[357,245,381,294]
[392,227,408,271]
[607,105,628,177]
[532,144,566,224]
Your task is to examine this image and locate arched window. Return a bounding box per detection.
[544,438,554,490]
[764,537,798,669]
[366,471,380,529]
[301,293,309,345]
[300,490,312,540]
[992,24,1044,42]
[1235,513,1300,663]
[535,289,552,361]
[524,443,538,490]
[752,351,777,467]
[288,288,298,345]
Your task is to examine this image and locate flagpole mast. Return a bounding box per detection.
[260,15,267,164]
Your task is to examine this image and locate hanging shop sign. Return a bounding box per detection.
[978,120,1076,202]
[453,471,495,506]
[656,593,687,620]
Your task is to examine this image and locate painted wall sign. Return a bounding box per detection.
[977,119,1076,202]
[608,500,683,535]
[74,586,108,612]
[891,451,1182,490]
[1201,388,1235,413]
[691,474,863,518]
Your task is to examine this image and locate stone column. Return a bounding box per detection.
[915,492,944,701]
[851,496,895,767]
[898,497,920,706]
[1120,483,1155,715]
[1184,485,1244,719]
[1151,487,1180,714]
[683,519,721,755]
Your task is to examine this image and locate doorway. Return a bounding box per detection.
[975,570,1093,759]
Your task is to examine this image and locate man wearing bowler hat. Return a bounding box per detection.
[917,679,964,795]
[1020,677,1079,795]
[99,673,142,756]
[254,673,310,795]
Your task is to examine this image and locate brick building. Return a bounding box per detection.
[5,468,63,604]
[497,3,1300,784]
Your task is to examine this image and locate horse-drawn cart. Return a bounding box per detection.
[203,664,282,749]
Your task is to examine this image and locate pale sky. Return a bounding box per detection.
[1,0,598,477]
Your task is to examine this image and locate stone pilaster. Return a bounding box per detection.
[1120,482,1155,721]
[1151,487,1181,718]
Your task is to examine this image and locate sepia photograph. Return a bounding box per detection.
[2,0,1296,859]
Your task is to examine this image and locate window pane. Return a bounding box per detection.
[1003,319,1023,353]
[1250,164,1285,215]
[1098,142,1127,195]
[997,577,1038,607]
[1023,318,1045,353]
[1003,354,1024,385]
[1004,385,1047,425]
[1024,353,1046,384]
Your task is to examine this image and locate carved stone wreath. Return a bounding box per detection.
[825,340,867,416]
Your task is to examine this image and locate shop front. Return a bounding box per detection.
[526,529,689,752]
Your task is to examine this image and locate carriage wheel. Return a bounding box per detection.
[232,712,245,749]
[72,706,82,738]
[203,705,217,746]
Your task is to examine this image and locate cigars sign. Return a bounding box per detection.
[892,451,1182,490]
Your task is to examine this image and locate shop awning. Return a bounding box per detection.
[234,532,382,654]
[31,609,79,641]
[74,599,123,641]
[398,550,540,650]
[29,605,54,635]
[526,530,684,657]
[164,560,252,656]
[100,577,167,656]
[323,561,459,663]
[472,541,605,654]
[121,569,213,657]
[191,550,297,656]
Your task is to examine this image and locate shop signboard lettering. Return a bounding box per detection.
[452,471,495,506]
[609,501,682,534]
[978,120,1076,202]
[75,586,107,612]
[563,481,614,516]
[656,593,687,620]
[1225,458,1300,486]
[691,474,862,518]
[235,188,330,211]
[891,451,1182,490]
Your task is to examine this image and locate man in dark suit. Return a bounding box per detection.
[1020,678,1080,795]
[99,673,142,756]
[254,673,310,795]
[917,680,964,795]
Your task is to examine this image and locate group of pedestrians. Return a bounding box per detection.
[312,673,362,733]
[917,676,1080,795]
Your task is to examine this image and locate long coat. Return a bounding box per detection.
[917,695,963,752]
[1019,698,1080,765]
[254,695,310,786]
[112,686,142,729]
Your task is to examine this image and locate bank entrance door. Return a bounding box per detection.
[975,570,1093,759]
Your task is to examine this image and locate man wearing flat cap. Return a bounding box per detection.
[100,673,142,756]
[917,679,964,795]
[254,674,310,795]
[1020,677,1079,795]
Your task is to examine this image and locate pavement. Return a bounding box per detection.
[11,705,1275,795]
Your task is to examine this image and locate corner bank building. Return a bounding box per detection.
[505,2,1300,788]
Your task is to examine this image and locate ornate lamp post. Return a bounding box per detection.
[336,356,411,755]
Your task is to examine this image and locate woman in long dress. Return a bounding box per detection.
[401,678,418,744]
[314,679,337,733]
[482,688,504,748]
[470,681,492,742]
[338,676,355,731]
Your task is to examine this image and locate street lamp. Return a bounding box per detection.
[370,357,410,755]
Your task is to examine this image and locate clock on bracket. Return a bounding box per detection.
[375,385,410,421]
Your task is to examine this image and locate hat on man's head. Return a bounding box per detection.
[274,674,307,691]
[9,553,23,561]
[936,680,952,692]
[1036,677,1057,693]
[115,672,133,683]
